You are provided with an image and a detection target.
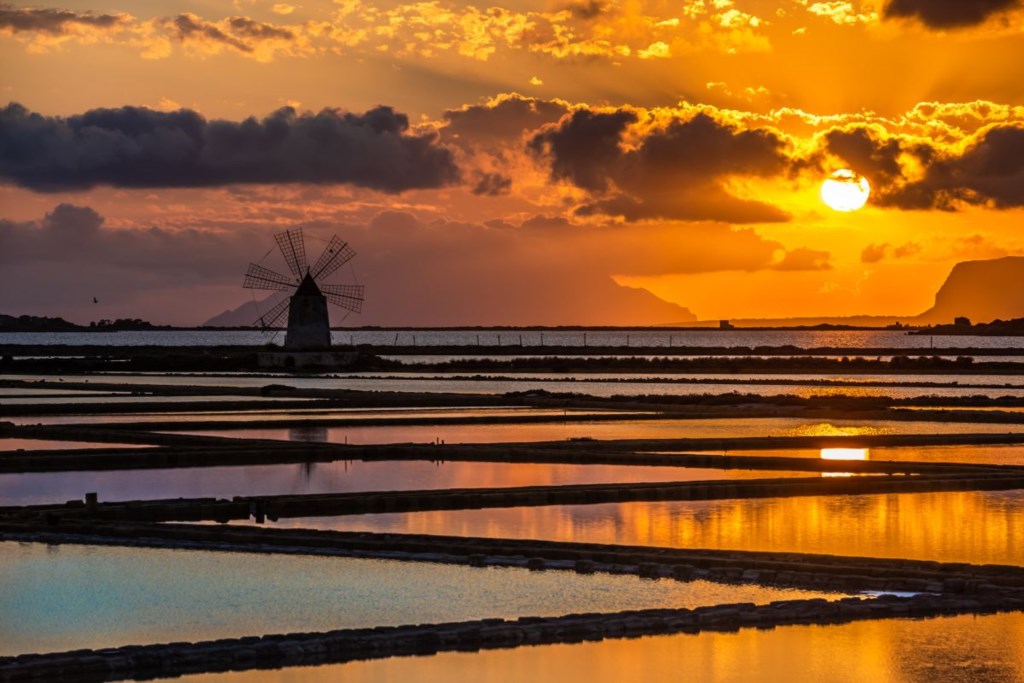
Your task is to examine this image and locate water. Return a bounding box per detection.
[172,418,1024,446]
[8,406,636,426]
[257,490,1024,566]
[8,372,1021,400]
[0,395,308,406]
[0,438,153,452]
[2,329,1023,349]
[0,541,842,656]
[383,353,1024,364]
[0,462,813,506]
[344,371,1024,386]
[722,444,1024,467]
[176,612,1024,683]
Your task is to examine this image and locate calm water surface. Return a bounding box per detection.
[5,373,1024,400]
[258,490,1024,566]
[722,444,1024,466]
[346,371,1024,386]
[175,612,1024,683]
[2,329,1022,349]
[0,462,814,506]
[0,542,841,656]
[0,395,306,406]
[173,418,1024,445]
[0,438,153,452]
[9,406,634,426]
[383,353,1024,364]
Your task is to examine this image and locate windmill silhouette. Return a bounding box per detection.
[243,228,364,349]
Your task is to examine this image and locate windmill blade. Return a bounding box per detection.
[252,297,291,330]
[243,264,296,291]
[310,236,356,281]
[275,228,307,278]
[322,284,364,313]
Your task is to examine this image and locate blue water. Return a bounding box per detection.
[0,542,841,656]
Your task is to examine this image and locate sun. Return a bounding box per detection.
[821,169,870,212]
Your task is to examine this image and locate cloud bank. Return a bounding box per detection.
[883,0,1021,28]
[0,103,459,192]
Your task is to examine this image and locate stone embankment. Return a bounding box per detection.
[7,423,1024,472]
[3,593,1023,683]
[5,523,1024,594]
[6,470,1024,523]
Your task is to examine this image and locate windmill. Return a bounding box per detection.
[243,228,364,349]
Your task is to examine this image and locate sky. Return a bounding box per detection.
[1,0,1023,326]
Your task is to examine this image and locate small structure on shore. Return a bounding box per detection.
[284,273,331,348]
[243,228,364,350]
[244,229,364,368]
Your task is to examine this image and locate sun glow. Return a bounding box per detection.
[820,448,870,461]
[821,169,870,212]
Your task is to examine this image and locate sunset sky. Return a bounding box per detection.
[1,0,1023,325]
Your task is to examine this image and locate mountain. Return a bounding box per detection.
[685,256,1024,329]
[913,256,1024,325]
[202,283,696,327]
[202,296,279,327]
[204,257,1020,329]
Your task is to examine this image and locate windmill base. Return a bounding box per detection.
[258,351,360,370]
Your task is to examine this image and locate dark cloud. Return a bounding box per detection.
[823,127,913,183]
[166,13,295,53]
[564,0,608,20]
[529,109,637,191]
[43,203,103,235]
[471,172,512,195]
[940,125,1024,207]
[443,94,571,147]
[883,0,1020,28]
[861,243,889,263]
[227,16,294,40]
[530,109,791,222]
[773,247,831,271]
[170,13,251,52]
[0,3,125,33]
[0,102,460,193]
[824,123,1024,210]
[861,241,921,264]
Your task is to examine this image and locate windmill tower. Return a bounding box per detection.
[243,229,364,350]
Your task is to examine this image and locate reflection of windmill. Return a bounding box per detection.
[243,228,364,349]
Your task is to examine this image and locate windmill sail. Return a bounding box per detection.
[244,229,363,339]
[321,284,364,313]
[243,264,297,291]
[310,236,356,280]
[275,228,308,278]
[252,296,291,330]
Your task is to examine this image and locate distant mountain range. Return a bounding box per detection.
[202,283,698,328]
[7,257,1019,331]
[205,257,1023,329]
[203,297,280,328]
[692,256,1024,329]
[913,256,1024,325]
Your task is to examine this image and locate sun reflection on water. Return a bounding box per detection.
[820,447,870,477]
[820,448,870,461]
[789,423,888,437]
